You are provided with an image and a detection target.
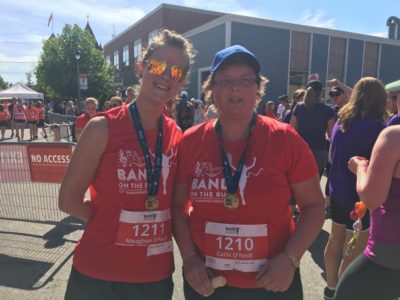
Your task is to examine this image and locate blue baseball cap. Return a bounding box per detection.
[210,45,261,74]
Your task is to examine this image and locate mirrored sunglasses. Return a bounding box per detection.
[146,58,186,82]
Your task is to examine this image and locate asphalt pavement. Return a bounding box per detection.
[0,128,331,299]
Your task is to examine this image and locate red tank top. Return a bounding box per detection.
[73,105,182,282]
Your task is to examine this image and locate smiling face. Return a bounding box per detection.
[137,45,189,108]
[212,64,258,121]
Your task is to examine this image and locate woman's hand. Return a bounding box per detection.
[255,253,295,293]
[183,254,215,297]
[348,156,368,174]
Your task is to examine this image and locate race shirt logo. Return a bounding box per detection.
[116,148,175,195]
[190,155,263,205]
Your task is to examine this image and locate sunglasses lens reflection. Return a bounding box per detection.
[147,59,167,76]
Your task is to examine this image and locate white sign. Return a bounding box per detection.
[79,74,88,90]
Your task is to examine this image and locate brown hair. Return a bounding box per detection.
[202,56,269,104]
[338,77,388,132]
[141,29,197,81]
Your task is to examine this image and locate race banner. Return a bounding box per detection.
[0,145,31,182]
[27,144,72,183]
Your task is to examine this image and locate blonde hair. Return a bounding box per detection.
[338,77,388,132]
[141,29,197,80]
[84,97,98,107]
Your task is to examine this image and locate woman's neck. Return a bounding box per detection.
[217,113,254,141]
[134,96,164,130]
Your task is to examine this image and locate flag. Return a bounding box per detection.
[48,12,53,27]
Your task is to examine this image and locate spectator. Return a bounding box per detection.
[65,100,78,116]
[290,80,335,177]
[386,94,400,126]
[13,98,27,141]
[334,125,400,300]
[324,77,388,300]
[175,90,195,132]
[283,89,305,124]
[192,99,207,125]
[74,97,98,141]
[25,101,39,141]
[35,101,47,139]
[0,104,9,141]
[109,96,123,109]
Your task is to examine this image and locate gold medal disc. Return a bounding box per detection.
[145,195,159,210]
[224,193,239,210]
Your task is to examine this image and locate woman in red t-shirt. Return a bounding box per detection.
[74,97,98,141]
[59,29,196,299]
[173,45,325,299]
[0,104,9,140]
[25,102,39,141]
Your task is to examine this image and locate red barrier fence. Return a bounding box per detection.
[0,142,74,223]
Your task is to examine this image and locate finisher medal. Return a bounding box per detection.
[145,196,159,210]
[224,193,239,210]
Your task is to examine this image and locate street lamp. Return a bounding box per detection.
[75,49,81,110]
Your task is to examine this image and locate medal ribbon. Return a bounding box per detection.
[215,113,257,195]
[129,102,163,197]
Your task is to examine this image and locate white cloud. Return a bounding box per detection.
[298,9,336,29]
[371,32,387,38]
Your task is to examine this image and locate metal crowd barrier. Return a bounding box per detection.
[0,141,76,224]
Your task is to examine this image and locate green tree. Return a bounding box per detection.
[35,24,115,103]
[0,75,10,90]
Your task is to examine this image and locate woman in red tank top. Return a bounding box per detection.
[59,29,196,299]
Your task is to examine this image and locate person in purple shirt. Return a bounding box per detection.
[323,77,388,300]
[386,94,400,126]
[290,80,335,177]
[334,125,400,300]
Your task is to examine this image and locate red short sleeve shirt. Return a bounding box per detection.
[177,115,317,288]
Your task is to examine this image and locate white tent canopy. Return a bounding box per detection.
[0,82,44,100]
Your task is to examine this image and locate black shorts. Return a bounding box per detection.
[0,121,7,127]
[184,268,303,300]
[331,197,370,230]
[65,266,173,300]
[14,119,26,124]
[28,120,38,124]
[37,120,45,128]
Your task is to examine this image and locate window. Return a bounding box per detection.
[123,46,129,66]
[328,37,346,81]
[134,39,141,61]
[114,50,119,69]
[289,32,310,97]
[106,55,111,65]
[363,42,379,77]
[148,29,158,44]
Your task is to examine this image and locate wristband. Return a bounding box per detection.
[283,251,300,268]
[182,251,196,263]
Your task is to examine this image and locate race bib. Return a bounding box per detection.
[115,209,172,256]
[204,222,268,272]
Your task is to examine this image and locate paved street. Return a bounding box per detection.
[0,132,331,299]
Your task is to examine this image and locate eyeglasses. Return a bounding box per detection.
[214,77,257,89]
[146,58,186,82]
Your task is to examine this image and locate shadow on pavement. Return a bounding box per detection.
[0,254,52,290]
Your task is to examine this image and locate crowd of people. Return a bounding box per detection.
[2,28,396,300]
[56,29,400,300]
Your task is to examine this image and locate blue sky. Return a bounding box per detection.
[0,0,398,84]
